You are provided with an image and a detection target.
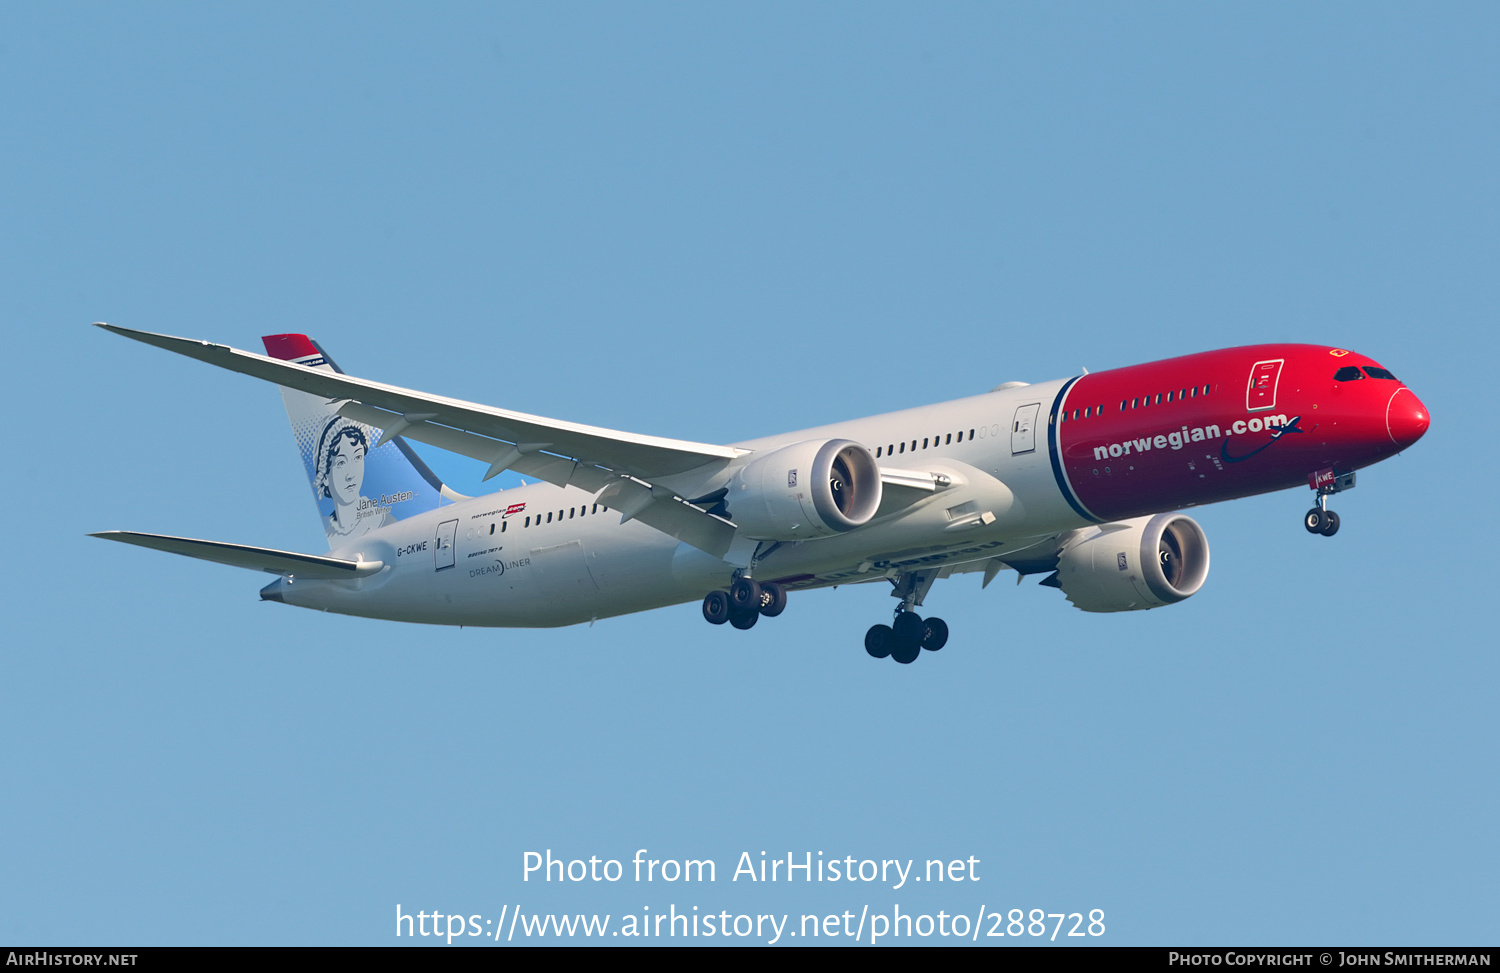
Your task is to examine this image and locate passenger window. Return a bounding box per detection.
[911,440,916,451]
[1132,398,1139,408]
[876,446,882,458]
[969,428,976,439]
[569,508,575,518]
[524,516,530,527]
[1362,366,1397,380]
[956,431,963,442]
[899,442,905,454]
[489,523,495,535]
[923,438,929,449]
[1166,391,1173,403]
[945,433,952,444]
[501,521,507,533]
[1334,366,1364,381]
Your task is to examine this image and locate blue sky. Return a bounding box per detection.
[2,3,1496,945]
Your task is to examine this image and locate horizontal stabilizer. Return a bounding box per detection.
[91,531,385,579]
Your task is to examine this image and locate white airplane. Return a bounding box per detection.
[92,325,1429,663]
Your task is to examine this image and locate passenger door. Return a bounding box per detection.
[1011,403,1040,454]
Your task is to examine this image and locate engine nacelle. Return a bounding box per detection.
[1055,513,1210,613]
[727,439,882,541]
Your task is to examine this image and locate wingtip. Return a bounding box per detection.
[91,323,226,354]
[94,322,167,340]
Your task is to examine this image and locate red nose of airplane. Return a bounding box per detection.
[1386,387,1430,450]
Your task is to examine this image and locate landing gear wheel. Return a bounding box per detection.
[702,590,730,625]
[865,624,894,659]
[728,607,759,630]
[890,612,924,664]
[729,577,762,612]
[921,617,949,652]
[757,582,787,617]
[1319,510,1340,536]
[1304,508,1327,534]
[892,611,925,645]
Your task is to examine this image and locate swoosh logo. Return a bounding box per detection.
[1220,415,1305,464]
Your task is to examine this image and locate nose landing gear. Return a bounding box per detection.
[1303,506,1340,536]
[1304,469,1355,537]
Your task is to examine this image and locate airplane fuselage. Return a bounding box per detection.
[261,343,1427,627]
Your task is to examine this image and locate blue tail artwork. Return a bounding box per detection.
[262,334,461,549]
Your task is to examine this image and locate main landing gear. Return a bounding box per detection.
[864,610,949,664]
[863,568,948,664]
[1304,469,1356,538]
[702,576,787,631]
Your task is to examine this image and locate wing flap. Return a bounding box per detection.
[872,466,952,518]
[594,478,738,559]
[336,402,620,492]
[91,531,384,579]
[879,466,945,492]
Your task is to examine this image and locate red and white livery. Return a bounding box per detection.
[92,327,1428,664]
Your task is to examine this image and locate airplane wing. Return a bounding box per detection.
[98,324,746,557]
[91,531,385,579]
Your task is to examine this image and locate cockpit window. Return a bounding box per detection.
[1362,366,1398,380]
[1334,366,1365,381]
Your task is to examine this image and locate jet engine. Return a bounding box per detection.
[727,439,882,541]
[1054,513,1210,613]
